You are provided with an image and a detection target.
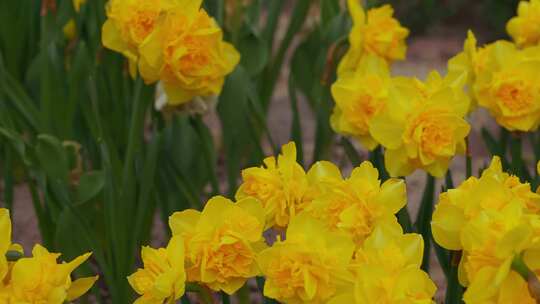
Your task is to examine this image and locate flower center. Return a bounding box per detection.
[496,80,535,115]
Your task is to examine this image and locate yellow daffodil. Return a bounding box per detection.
[6,245,97,303]
[338,0,409,75]
[507,0,540,48]
[432,157,540,250]
[102,0,175,76]
[304,161,406,247]
[329,224,436,303]
[128,236,186,304]
[138,3,240,106]
[169,196,265,294]
[257,213,355,304]
[236,142,316,228]
[331,55,391,150]
[432,156,540,303]
[474,41,540,131]
[370,71,470,177]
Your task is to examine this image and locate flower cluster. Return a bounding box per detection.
[0,209,97,303]
[333,1,471,178]
[130,142,436,303]
[102,0,240,109]
[445,0,540,133]
[432,157,540,303]
[329,224,436,303]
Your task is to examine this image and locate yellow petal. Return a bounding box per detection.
[67,276,99,301]
[169,209,201,236]
[374,178,406,214]
[307,161,342,183]
[347,0,365,25]
[235,197,266,230]
[102,19,132,58]
[431,201,465,250]
[0,209,11,254]
[166,235,185,270]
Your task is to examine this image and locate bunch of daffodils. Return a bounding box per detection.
[0,209,97,303]
[432,157,540,303]
[446,0,540,133]
[102,0,240,109]
[333,1,471,178]
[130,142,437,303]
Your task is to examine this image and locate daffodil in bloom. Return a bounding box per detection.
[236,142,316,228]
[338,0,409,75]
[507,0,540,48]
[102,0,176,76]
[473,41,540,132]
[369,71,471,177]
[169,196,265,294]
[128,236,185,303]
[304,161,406,247]
[431,156,540,303]
[329,224,436,303]
[138,1,240,106]
[5,245,97,303]
[257,213,355,304]
[331,55,392,150]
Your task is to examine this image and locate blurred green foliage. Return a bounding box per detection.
[371,0,520,36]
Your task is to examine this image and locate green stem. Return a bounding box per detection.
[369,146,388,181]
[186,283,214,304]
[397,207,413,233]
[445,251,464,304]
[236,284,250,304]
[340,137,361,167]
[221,292,230,304]
[416,174,436,272]
[513,254,532,280]
[510,133,525,177]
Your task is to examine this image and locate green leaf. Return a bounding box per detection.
[445,252,465,304]
[35,134,70,181]
[320,0,341,27]
[340,137,360,167]
[288,76,304,166]
[55,207,93,259]
[238,30,269,76]
[217,66,253,195]
[0,127,27,163]
[76,171,105,204]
